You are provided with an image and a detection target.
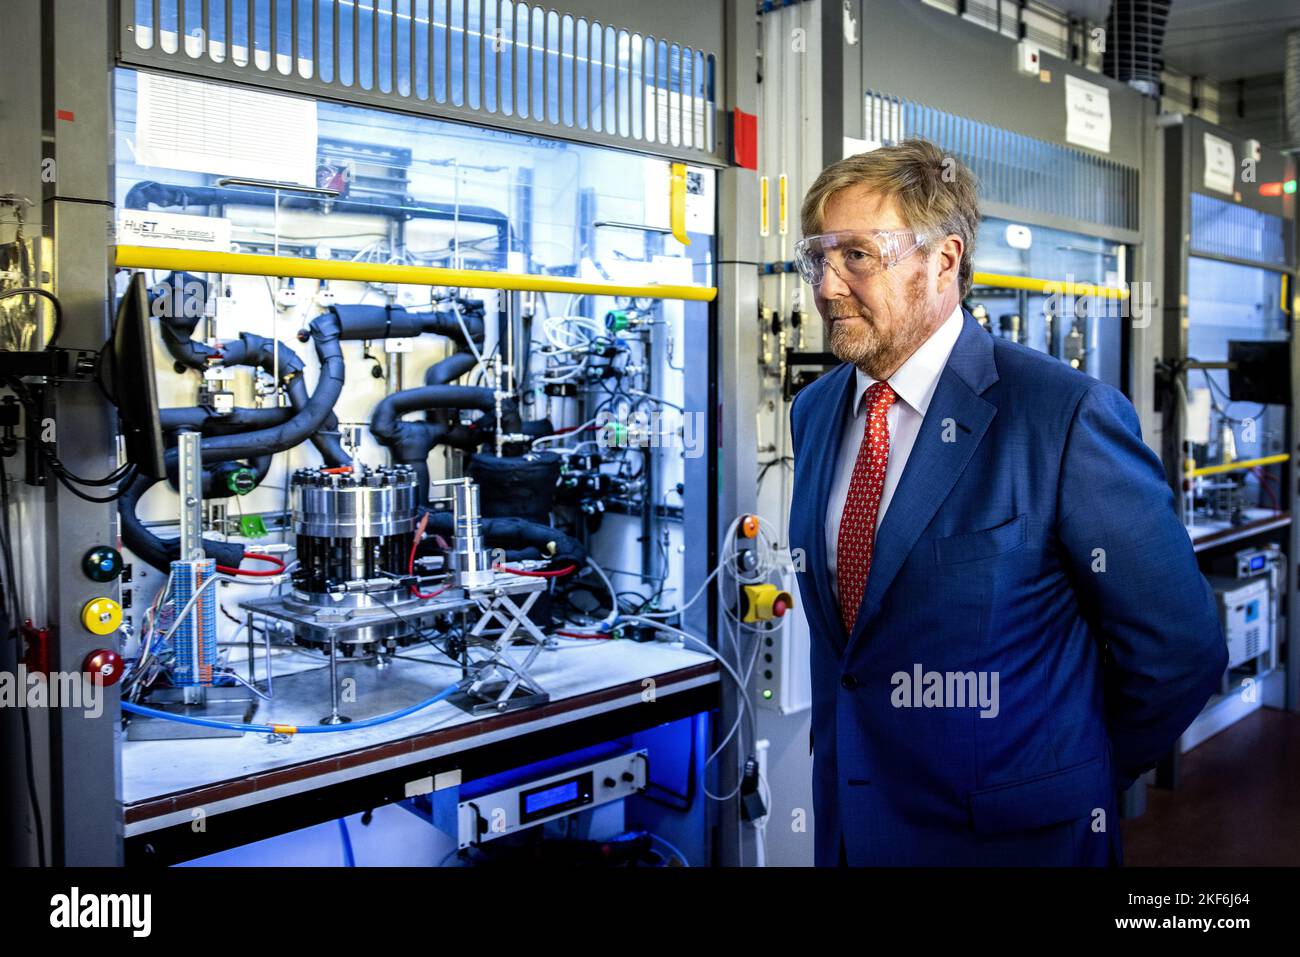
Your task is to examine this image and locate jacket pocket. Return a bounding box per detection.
[968,755,1104,834]
[933,513,1028,565]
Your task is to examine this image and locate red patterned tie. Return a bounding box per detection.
[836,380,897,635]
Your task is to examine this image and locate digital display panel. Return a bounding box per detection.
[519,771,593,823]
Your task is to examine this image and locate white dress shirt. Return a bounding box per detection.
[825,304,964,604]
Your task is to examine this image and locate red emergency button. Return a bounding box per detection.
[83,649,124,686]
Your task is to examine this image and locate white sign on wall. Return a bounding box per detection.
[1202,133,1237,195]
[1064,74,1111,154]
[135,72,318,186]
[117,210,232,251]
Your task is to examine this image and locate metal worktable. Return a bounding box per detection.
[121,640,719,864]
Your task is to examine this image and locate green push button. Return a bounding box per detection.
[82,546,123,583]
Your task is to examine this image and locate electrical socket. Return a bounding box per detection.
[275,282,300,310]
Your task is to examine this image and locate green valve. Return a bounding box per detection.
[238,514,269,539]
[606,309,631,332]
[227,467,257,495]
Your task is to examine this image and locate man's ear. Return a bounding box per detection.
[934,235,963,294]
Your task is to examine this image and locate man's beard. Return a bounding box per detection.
[824,273,931,379]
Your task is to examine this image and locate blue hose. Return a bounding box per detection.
[338,818,356,867]
[120,681,462,734]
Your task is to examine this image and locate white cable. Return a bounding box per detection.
[584,557,620,628]
[627,389,685,413]
[618,614,755,801]
[450,301,486,370]
[531,416,599,447]
[131,570,281,693]
[634,564,721,619]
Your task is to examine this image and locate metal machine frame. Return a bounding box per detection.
[1,0,761,867]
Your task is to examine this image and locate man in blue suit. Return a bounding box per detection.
[787,140,1226,866]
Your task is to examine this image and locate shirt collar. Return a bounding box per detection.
[853,304,964,417]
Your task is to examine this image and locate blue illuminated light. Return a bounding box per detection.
[524,779,581,816]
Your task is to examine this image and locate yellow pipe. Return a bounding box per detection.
[971,270,1130,300]
[669,162,691,247]
[114,245,717,302]
[1187,453,1290,478]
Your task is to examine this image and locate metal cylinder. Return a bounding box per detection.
[291,465,417,598]
[451,479,494,587]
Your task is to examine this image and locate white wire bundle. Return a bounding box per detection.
[534,314,609,385]
[620,513,787,826]
[541,314,606,352]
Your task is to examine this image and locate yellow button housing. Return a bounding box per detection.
[81,597,122,636]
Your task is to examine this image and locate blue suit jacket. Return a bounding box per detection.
[788,308,1227,866]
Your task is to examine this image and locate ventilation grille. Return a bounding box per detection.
[1190,193,1290,268]
[1103,0,1171,95]
[864,91,1140,234]
[121,1,719,162]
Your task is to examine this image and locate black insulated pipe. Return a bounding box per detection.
[124,182,514,261]
[118,474,247,573]
[163,309,344,468]
[419,509,587,566]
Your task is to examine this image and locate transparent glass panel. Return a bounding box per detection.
[134,0,155,50]
[546,10,560,125]
[531,6,545,121]
[431,0,447,103]
[604,27,616,135]
[1187,257,1290,518]
[575,19,588,130]
[296,0,315,77]
[483,0,497,112]
[515,3,529,119]
[450,0,464,107]
[629,33,642,141]
[560,15,575,128]
[589,21,602,133]
[499,1,514,116]
[466,0,482,110]
[972,217,1125,388]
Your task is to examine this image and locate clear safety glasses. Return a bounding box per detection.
[792,229,930,287]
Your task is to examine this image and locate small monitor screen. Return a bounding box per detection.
[523,780,580,816]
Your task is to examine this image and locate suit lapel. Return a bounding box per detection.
[804,362,857,656]
[842,310,999,661]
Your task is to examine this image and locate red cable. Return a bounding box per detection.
[407,511,447,599]
[217,552,286,577]
[557,630,611,640]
